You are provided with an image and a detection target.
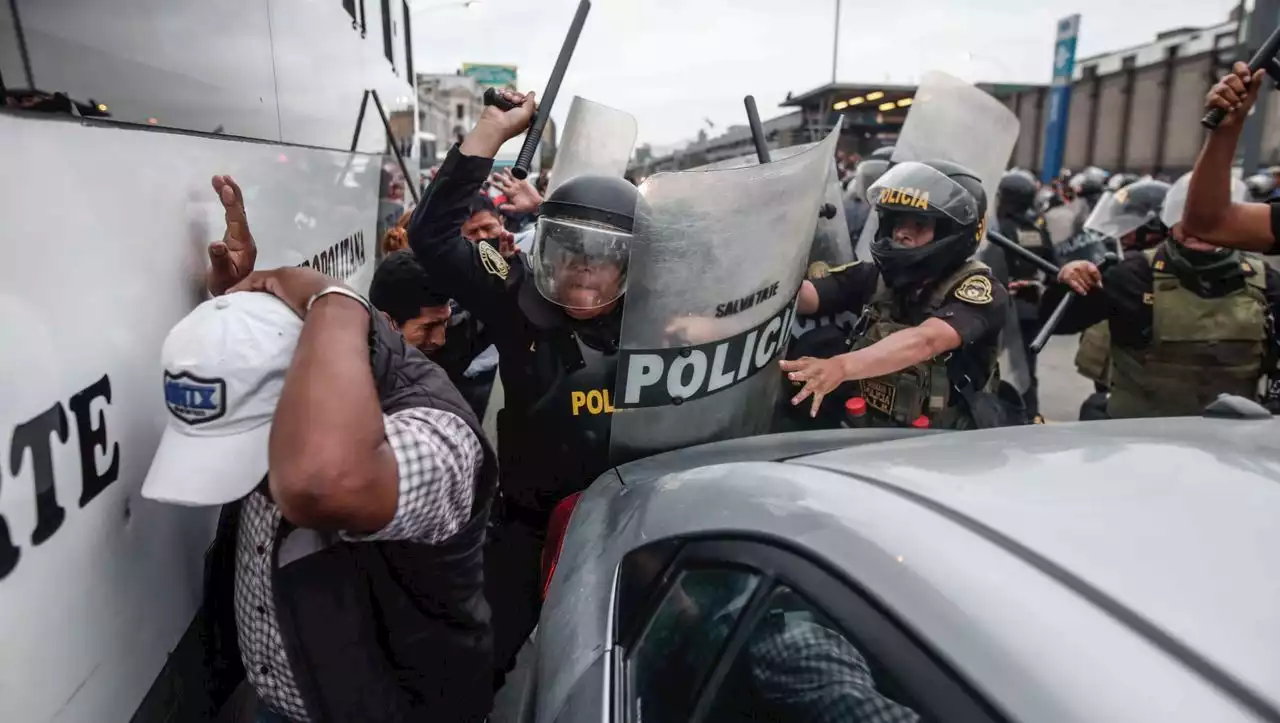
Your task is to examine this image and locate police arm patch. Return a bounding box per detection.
[479,242,510,280]
[954,275,994,305]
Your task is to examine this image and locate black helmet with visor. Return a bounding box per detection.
[867,160,987,290]
[531,174,640,311]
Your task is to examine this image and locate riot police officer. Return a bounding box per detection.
[406,89,641,679]
[994,169,1053,419]
[1044,172,1280,419]
[1067,179,1172,413]
[782,160,1015,428]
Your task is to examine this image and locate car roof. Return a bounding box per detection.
[540,418,1280,722]
[793,417,1280,719]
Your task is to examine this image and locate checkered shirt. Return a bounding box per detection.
[745,611,920,723]
[234,407,483,722]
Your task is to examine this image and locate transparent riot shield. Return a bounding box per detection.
[545,97,638,195]
[1161,172,1248,229]
[855,70,1021,260]
[609,124,842,464]
[1043,204,1078,245]
[692,146,854,267]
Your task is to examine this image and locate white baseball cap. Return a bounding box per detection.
[141,292,303,506]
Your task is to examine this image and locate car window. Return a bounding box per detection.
[628,566,760,723]
[701,584,924,723]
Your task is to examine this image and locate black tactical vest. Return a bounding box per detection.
[851,260,1000,429]
[201,312,498,723]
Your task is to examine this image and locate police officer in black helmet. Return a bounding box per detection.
[994,168,1053,419]
[406,89,643,682]
[783,160,1014,429]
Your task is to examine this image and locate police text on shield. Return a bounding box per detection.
[616,298,798,410]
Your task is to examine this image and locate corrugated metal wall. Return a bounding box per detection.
[995,48,1267,175]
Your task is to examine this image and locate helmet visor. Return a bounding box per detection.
[1084,190,1155,240]
[867,162,980,226]
[531,217,631,310]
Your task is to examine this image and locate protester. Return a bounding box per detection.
[155,177,499,723]
[381,209,412,256]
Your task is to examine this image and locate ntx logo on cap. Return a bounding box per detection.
[163,372,227,425]
[142,292,303,507]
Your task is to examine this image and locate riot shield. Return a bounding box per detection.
[1161,171,1248,228]
[545,97,638,195]
[855,70,1021,260]
[691,146,854,268]
[1043,204,1078,244]
[609,124,842,464]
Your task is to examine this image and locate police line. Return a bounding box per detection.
[617,297,799,409]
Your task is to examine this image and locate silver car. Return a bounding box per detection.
[496,417,1280,723]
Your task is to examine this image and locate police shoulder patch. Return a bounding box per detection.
[1143,292,1154,305]
[479,242,509,280]
[954,275,994,305]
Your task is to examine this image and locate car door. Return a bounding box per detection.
[612,538,1003,723]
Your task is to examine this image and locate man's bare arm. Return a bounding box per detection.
[1184,63,1273,251]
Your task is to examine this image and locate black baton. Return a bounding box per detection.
[986,229,1062,277]
[1028,252,1118,354]
[1030,293,1073,354]
[481,0,591,179]
[744,95,771,163]
[1203,24,1280,130]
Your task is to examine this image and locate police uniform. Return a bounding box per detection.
[1042,242,1280,418]
[407,146,627,680]
[809,259,1011,428]
[996,210,1053,416]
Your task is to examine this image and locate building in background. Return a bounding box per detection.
[638,8,1251,179]
[416,72,485,166]
[996,10,1240,176]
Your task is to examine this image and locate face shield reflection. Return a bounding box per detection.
[1083,192,1153,241]
[531,217,631,310]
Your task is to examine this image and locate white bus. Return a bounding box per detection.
[0,1,419,720]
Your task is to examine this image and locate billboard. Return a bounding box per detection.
[461,63,519,89]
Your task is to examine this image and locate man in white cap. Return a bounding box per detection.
[143,256,498,722]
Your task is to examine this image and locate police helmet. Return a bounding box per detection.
[1083,179,1171,250]
[848,159,891,202]
[997,169,1038,215]
[1069,166,1108,201]
[867,160,987,290]
[532,174,642,311]
[869,145,896,161]
[1245,173,1277,202]
[1106,173,1139,192]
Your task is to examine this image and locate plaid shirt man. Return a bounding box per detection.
[233,407,482,721]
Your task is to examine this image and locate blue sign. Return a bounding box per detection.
[1041,14,1080,183]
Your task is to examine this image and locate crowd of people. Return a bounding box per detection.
[131,63,1280,721]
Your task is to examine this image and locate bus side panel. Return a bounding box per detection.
[0,113,379,723]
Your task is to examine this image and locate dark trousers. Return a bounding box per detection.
[483,515,545,690]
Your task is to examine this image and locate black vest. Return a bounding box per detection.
[201,312,498,723]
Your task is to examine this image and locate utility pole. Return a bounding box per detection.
[831,0,841,84]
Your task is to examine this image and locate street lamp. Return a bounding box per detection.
[831,0,841,84]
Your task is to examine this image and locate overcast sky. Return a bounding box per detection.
[412,0,1239,150]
